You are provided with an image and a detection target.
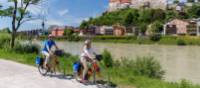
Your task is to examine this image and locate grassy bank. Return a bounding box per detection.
[1,47,200,88]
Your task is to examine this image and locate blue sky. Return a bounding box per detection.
[0,0,109,30]
[0,0,187,31]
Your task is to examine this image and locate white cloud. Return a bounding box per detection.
[58,9,69,16]
[46,20,64,26]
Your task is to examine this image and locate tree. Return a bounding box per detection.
[139,9,154,23]
[173,0,179,4]
[152,9,166,22]
[80,20,89,29]
[188,0,195,3]
[1,0,42,48]
[148,21,163,34]
[0,28,11,33]
[187,4,200,18]
[124,11,138,27]
[165,10,177,21]
[63,28,73,36]
[138,23,147,35]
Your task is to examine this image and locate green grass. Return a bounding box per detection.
[0,49,37,66]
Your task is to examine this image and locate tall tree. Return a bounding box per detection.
[1,0,43,48]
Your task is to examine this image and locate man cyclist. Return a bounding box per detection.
[80,39,97,83]
[42,34,59,68]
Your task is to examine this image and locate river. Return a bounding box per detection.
[34,40,200,84]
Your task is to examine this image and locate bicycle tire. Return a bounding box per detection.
[38,65,48,76]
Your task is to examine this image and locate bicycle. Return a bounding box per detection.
[36,50,63,76]
[73,55,103,84]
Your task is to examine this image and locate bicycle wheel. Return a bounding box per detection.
[38,65,48,76]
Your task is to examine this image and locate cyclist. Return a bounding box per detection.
[42,34,59,68]
[80,39,97,83]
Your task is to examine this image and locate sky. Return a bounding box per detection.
[0,0,187,31]
[0,0,109,31]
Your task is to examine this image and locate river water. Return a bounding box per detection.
[34,40,200,84]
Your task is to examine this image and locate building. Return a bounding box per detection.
[164,19,189,35]
[108,0,168,11]
[163,19,200,36]
[113,25,126,36]
[51,26,65,37]
[108,0,200,12]
[100,26,114,35]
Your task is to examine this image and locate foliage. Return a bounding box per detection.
[0,27,11,33]
[187,0,195,3]
[138,22,147,35]
[102,49,113,68]
[123,10,139,27]
[173,0,179,4]
[13,43,40,54]
[166,10,178,21]
[177,39,186,46]
[0,33,11,48]
[187,4,200,18]
[80,20,89,29]
[63,28,74,36]
[132,57,165,79]
[148,21,164,35]
[149,34,162,41]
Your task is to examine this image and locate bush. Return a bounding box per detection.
[13,43,40,54]
[177,39,186,46]
[59,54,79,75]
[149,34,162,41]
[179,79,192,88]
[102,49,113,68]
[0,33,11,48]
[133,57,165,79]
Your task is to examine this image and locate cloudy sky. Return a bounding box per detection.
[0,0,187,31]
[0,0,108,30]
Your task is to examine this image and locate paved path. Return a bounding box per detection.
[0,59,98,88]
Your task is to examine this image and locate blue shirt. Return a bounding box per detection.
[42,40,56,52]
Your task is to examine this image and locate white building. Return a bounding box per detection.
[108,0,200,12]
[108,0,168,12]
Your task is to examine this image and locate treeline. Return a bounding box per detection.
[80,4,200,35]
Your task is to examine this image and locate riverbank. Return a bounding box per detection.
[1,48,200,88]
[35,35,200,46]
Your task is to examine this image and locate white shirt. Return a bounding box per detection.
[81,46,95,59]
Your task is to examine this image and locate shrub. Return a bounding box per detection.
[179,79,192,88]
[59,54,79,75]
[133,57,165,79]
[0,33,11,48]
[177,39,186,46]
[13,43,40,54]
[102,49,113,68]
[149,34,162,41]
